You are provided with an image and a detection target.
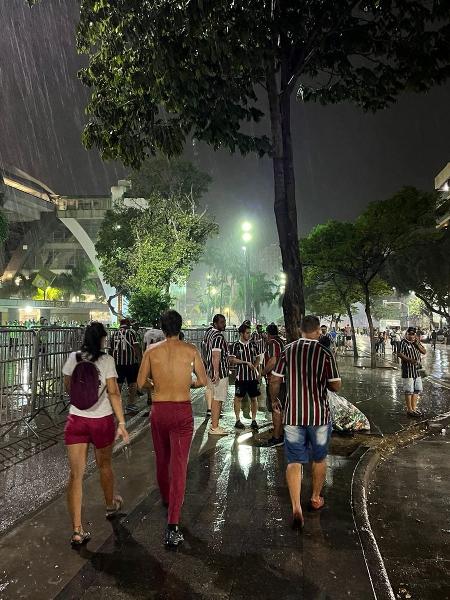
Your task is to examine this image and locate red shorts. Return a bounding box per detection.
[64,414,115,449]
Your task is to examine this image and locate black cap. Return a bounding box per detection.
[406,326,417,334]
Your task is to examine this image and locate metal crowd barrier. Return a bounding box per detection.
[0,327,83,434]
[0,325,238,435]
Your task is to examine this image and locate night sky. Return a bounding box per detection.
[1,0,449,243]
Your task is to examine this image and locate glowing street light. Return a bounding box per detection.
[241,221,252,232]
[242,231,252,243]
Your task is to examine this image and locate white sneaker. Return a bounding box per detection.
[209,426,229,435]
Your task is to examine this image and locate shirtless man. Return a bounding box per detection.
[137,310,207,547]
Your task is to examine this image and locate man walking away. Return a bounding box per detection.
[263,323,285,447]
[431,329,437,351]
[229,322,260,431]
[269,315,341,529]
[110,318,142,414]
[137,310,207,547]
[203,314,230,435]
[397,326,426,417]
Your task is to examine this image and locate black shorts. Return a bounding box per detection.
[116,363,139,385]
[235,379,260,398]
[266,381,287,412]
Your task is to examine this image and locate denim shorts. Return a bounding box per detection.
[403,377,423,394]
[284,423,332,464]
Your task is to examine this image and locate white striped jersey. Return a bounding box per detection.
[110,328,138,366]
[229,340,259,381]
[202,326,230,379]
[399,339,421,378]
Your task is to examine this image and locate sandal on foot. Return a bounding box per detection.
[106,495,124,519]
[70,529,91,547]
[309,496,325,511]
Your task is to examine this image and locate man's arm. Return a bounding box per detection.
[397,352,417,363]
[415,340,426,356]
[263,357,277,376]
[192,348,207,388]
[211,350,221,383]
[137,350,152,390]
[326,352,342,392]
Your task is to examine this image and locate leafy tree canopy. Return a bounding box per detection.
[96,194,218,301]
[77,1,450,166]
[128,287,172,327]
[129,155,212,203]
[384,227,450,320]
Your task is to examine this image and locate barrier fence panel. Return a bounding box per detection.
[0,328,37,428]
[30,327,84,419]
[0,327,84,432]
[1,326,238,434]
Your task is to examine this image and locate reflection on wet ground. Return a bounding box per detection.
[56,430,372,600]
[1,343,449,599]
[369,434,450,600]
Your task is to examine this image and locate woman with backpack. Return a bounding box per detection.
[63,322,130,547]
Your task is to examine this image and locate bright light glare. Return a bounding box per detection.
[210,287,218,295]
[242,232,252,242]
[241,221,252,232]
[241,246,246,252]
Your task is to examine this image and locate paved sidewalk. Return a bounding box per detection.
[1,351,449,599]
[369,432,450,600]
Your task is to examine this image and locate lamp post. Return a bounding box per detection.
[240,222,252,320]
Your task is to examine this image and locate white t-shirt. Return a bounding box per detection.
[63,352,118,418]
[144,328,165,348]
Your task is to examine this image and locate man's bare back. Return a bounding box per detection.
[137,338,207,402]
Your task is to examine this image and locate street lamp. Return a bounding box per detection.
[240,222,253,320]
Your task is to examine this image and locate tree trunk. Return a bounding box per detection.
[345,303,359,360]
[266,65,305,342]
[363,285,376,368]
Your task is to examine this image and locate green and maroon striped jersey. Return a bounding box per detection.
[272,338,340,426]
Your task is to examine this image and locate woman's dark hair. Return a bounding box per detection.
[238,322,251,335]
[161,310,182,337]
[81,321,108,361]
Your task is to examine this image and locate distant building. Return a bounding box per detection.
[435,163,450,229]
[0,165,130,323]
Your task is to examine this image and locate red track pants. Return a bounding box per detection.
[150,401,194,524]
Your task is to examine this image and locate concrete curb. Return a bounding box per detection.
[351,447,396,600]
[351,410,450,600]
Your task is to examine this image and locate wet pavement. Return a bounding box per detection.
[369,432,450,600]
[0,343,449,599]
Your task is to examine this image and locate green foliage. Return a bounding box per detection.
[77,1,450,167]
[128,288,172,326]
[384,227,450,320]
[96,192,218,299]
[0,202,8,245]
[248,272,278,321]
[129,155,212,203]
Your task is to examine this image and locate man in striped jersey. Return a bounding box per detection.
[263,323,285,447]
[229,322,261,430]
[202,314,230,435]
[397,326,426,417]
[269,315,341,528]
[110,319,142,414]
